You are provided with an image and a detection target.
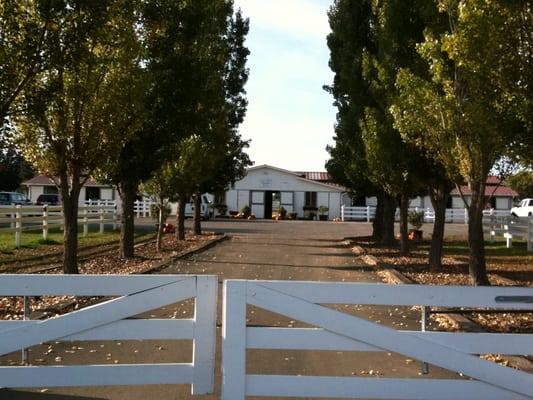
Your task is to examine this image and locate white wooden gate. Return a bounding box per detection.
[222,280,533,399]
[0,274,217,394]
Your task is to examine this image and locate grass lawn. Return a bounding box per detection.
[422,240,532,258]
[0,226,153,253]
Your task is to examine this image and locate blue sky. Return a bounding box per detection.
[234,0,336,171]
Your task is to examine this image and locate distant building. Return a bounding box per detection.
[224,165,350,220]
[449,176,518,210]
[366,176,518,210]
[22,175,117,204]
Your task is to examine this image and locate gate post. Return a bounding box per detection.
[15,205,22,248]
[366,206,370,222]
[42,205,48,241]
[192,276,218,395]
[341,205,345,222]
[222,280,247,400]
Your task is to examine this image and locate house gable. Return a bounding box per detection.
[234,165,344,193]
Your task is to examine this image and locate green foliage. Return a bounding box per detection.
[149,203,172,222]
[407,211,424,230]
[240,204,251,218]
[0,128,34,191]
[14,0,143,184]
[508,171,533,199]
[279,206,287,219]
[318,205,329,215]
[0,1,51,121]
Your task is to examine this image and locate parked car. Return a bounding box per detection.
[511,198,533,217]
[0,192,33,206]
[35,194,61,206]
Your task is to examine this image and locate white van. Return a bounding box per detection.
[184,194,213,220]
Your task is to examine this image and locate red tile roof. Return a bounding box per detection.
[451,185,518,197]
[298,172,331,182]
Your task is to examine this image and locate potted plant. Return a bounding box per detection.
[241,204,251,219]
[303,205,318,220]
[279,206,287,220]
[407,210,424,241]
[318,205,329,221]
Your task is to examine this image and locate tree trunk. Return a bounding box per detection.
[176,197,186,241]
[428,185,448,272]
[118,180,137,259]
[381,193,396,246]
[372,192,384,242]
[193,193,202,236]
[399,194,409,255]
[156,200,164,252]
[60,183,80,274]
[468,181,490,285]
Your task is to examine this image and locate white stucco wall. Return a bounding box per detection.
[226,166,345,220]
[100,188,114,200]
[28,186,44,203]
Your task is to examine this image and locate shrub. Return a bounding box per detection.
[408,210,424,230]
[318,205,329,215]
[279,206,287,219]
[241,204,251,218]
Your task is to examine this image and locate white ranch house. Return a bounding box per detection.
[22,175,117,204]
[224,165,350,220]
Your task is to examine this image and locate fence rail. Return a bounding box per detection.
[484,215,533,251]
[0,274,217,394]
[222,280,533,400]
[0,204,118,248]
[341,205,513,225]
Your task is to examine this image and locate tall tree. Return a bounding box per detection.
[508,170,533,199]
[391,0,531,285]
[0,127,34,191]
[325,0,395,243]
[0,1,52,122]
[14,0,141,274]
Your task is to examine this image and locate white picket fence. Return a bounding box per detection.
[222,280,533,400]
[134,200,155,218]
[0,274,217,394]
[484,216,533,251]
[341,206,512,225]
[0,204,118,248]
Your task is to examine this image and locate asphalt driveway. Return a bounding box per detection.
[2,220,460,400]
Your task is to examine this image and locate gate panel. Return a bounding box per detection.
[222,280,533,400]
[0,274,218,394]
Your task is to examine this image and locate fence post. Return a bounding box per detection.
[99,207,104,234]
[366,206,370,222]
[505,223,512,248]
[527,216,533,251]
[222,281,247,400]
[464,208,469,225]
[112,204,117,230]
[42,205,48,241]
[10,204,15,229]
[341,205,345,222]
[21,296,31,364]
[15,205,22,248]
[420,306,429,374]
[192,276,218,395]
[135,201,140,218]
[83,208,89,237]
[489,215,495,243]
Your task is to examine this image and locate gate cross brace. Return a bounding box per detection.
[246,282,533,398]
[0,277,195,356]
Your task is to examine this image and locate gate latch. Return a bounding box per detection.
[495,296,533,303]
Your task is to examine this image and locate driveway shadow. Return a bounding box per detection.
[0,389,106,400]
